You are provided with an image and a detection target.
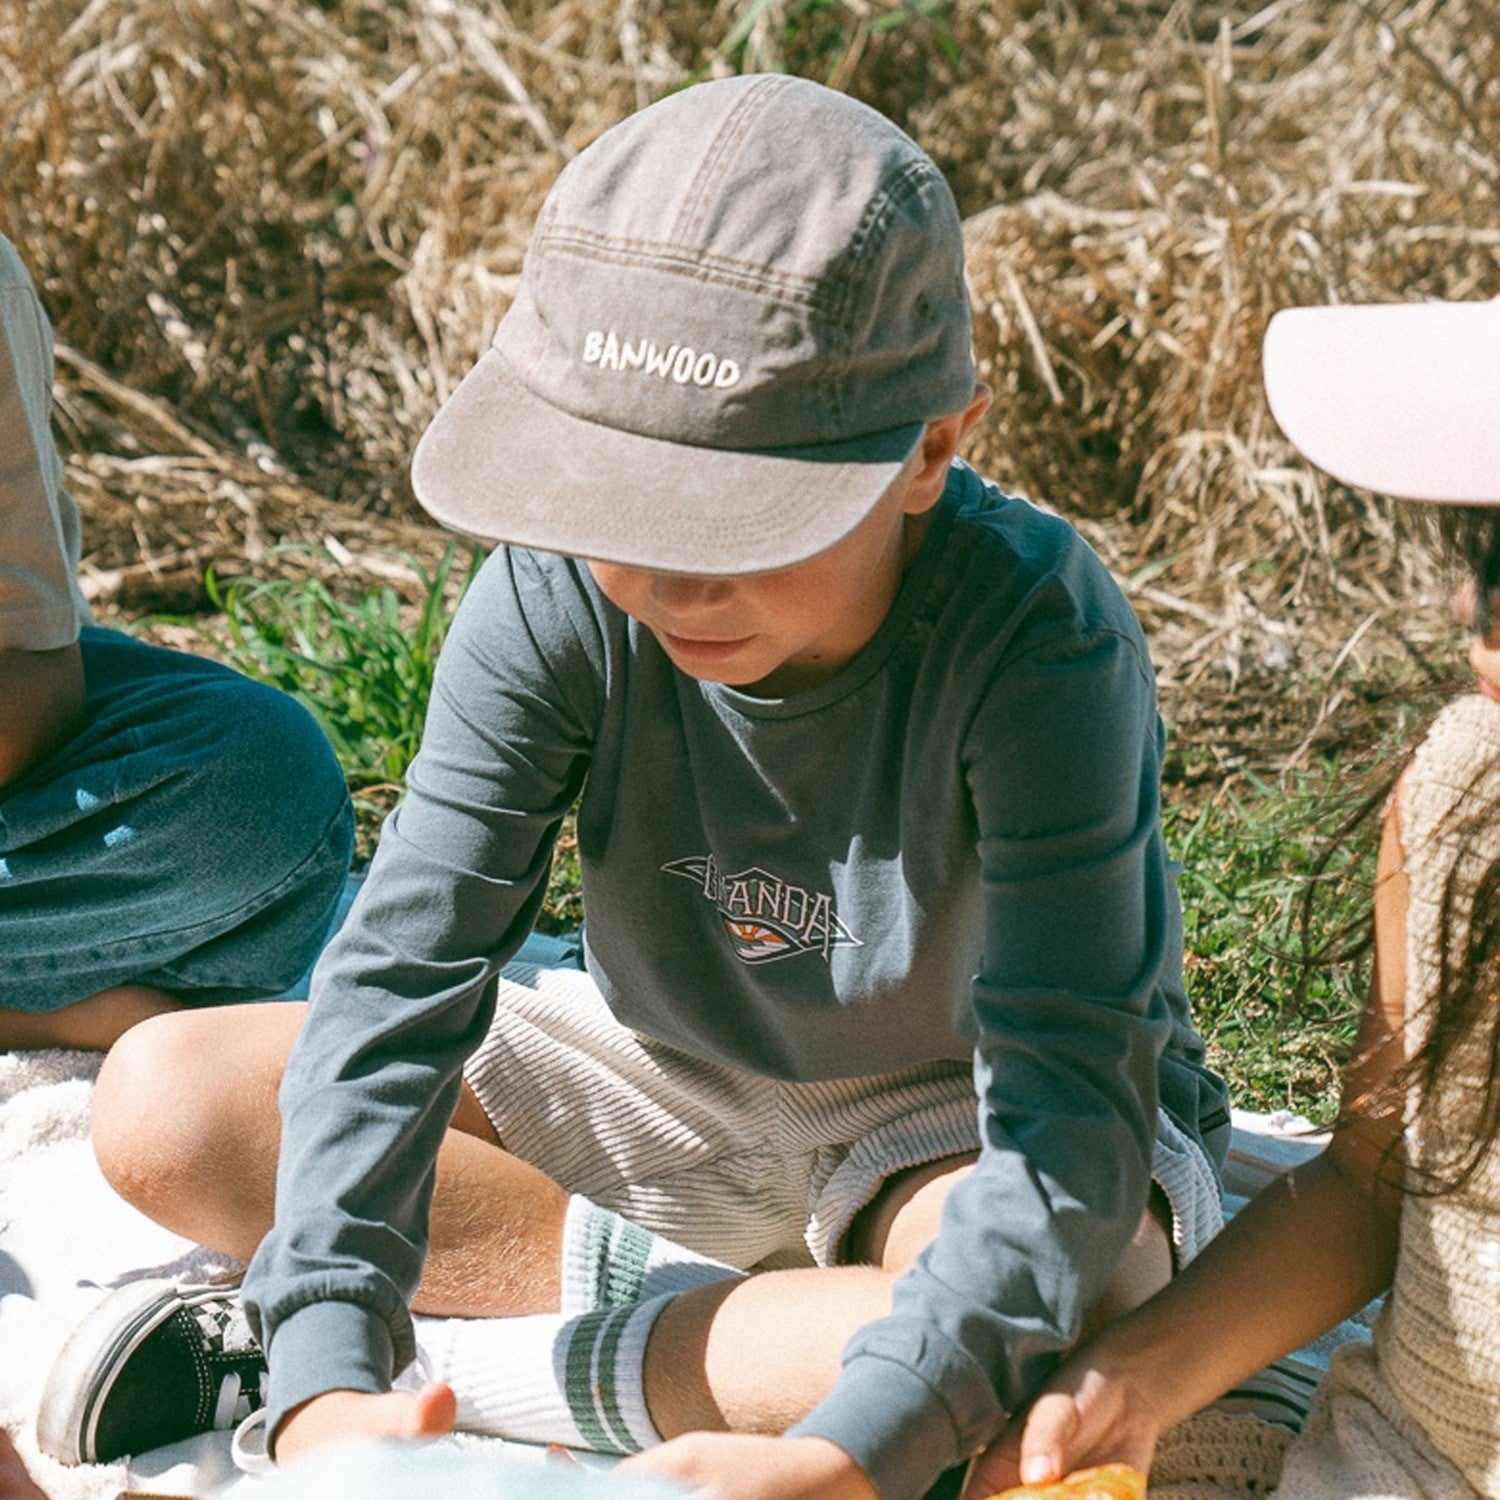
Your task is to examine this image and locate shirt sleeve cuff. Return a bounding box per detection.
[789,1355,972,1500]
[0,602,82,651]
[264,1299,396,1453]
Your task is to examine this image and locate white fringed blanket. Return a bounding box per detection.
[0,1047,247,1499]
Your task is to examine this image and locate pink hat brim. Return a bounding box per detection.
[1263,301,1500,506]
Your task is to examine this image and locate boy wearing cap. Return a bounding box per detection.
[41,76,1228,1499]
[0,232,353,1051]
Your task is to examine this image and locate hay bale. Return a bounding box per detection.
[1,0,1494,713]
[952,0,1498,687]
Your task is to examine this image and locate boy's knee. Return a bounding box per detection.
[92,1013,228,1213]
[161,675,353,935]
[1080,1194,1174,1341]
[848,1153,976,1272]
[204,677,351,853]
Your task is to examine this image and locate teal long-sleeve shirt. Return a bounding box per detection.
[243,462,1229,1498]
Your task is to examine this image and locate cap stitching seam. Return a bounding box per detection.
[540,230,821,293]
[537,234,859,320]
[826,157,939,327]
[672,74,788,247]
[819,159,946,432]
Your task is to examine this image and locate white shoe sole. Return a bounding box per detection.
[36,1280,222,1466]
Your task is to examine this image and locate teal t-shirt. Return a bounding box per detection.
[245,461,1229,1496]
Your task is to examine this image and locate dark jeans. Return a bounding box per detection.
[0,628,354,1011]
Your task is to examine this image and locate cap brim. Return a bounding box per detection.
[411,348,925,574]
[1263,301,1500,505]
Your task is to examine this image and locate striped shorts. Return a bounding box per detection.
[463,964,1223,1270]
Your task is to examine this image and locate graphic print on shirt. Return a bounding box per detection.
[662,853,862,964]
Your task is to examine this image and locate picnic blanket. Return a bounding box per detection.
[0,1044,1364,1500]
[0,1045,243,1500]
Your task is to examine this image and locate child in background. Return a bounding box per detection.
[40,76,1229,1500]
[0,233,354,1050]
[964,298,1500,1500]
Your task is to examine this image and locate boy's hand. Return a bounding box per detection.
[960,1365,1161,1500]
[272,1382,457,1463]
[622,1433,878,1500]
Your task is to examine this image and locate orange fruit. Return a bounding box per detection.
[986,1462,1147,1500]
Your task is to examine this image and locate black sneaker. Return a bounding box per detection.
[36,1279,266,1465]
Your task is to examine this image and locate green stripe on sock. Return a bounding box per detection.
[585,1205,616,1313]
[593,1307,641,1454]
[603,1218,653,1307]
[561,1312,620,1453]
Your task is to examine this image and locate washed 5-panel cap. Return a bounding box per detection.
[1263,300,1500,506]
[412,73,976,575]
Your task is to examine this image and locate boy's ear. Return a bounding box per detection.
[901,383,994,516]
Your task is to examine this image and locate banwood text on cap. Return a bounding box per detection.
[1263,300,1500,506]
[412,73,976,574]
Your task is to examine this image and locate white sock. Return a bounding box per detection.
[413,1297,672,1455]
[558,1195,743,1316]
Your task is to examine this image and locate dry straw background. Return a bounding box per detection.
[1,0,1497,779]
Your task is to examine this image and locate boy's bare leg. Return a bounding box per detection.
[640,1158,1173,1438]
[616,1169,1172,1500]
[272,1157,1169,1460]
[94,1008,1171,1452]
[0,984,181,1051]
[92,1002,571,1315]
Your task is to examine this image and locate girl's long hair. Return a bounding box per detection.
[1304,507,1500,1196]
[1402,792,1500,1194]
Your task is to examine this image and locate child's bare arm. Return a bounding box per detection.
[0,643,83,787]
[962,804,1411,1498]
[968,1143,1401,1495]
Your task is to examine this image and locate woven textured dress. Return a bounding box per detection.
[1270,692,1500,1500]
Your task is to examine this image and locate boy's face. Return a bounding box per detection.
[587,386,990,697]
[588,460,927,698]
